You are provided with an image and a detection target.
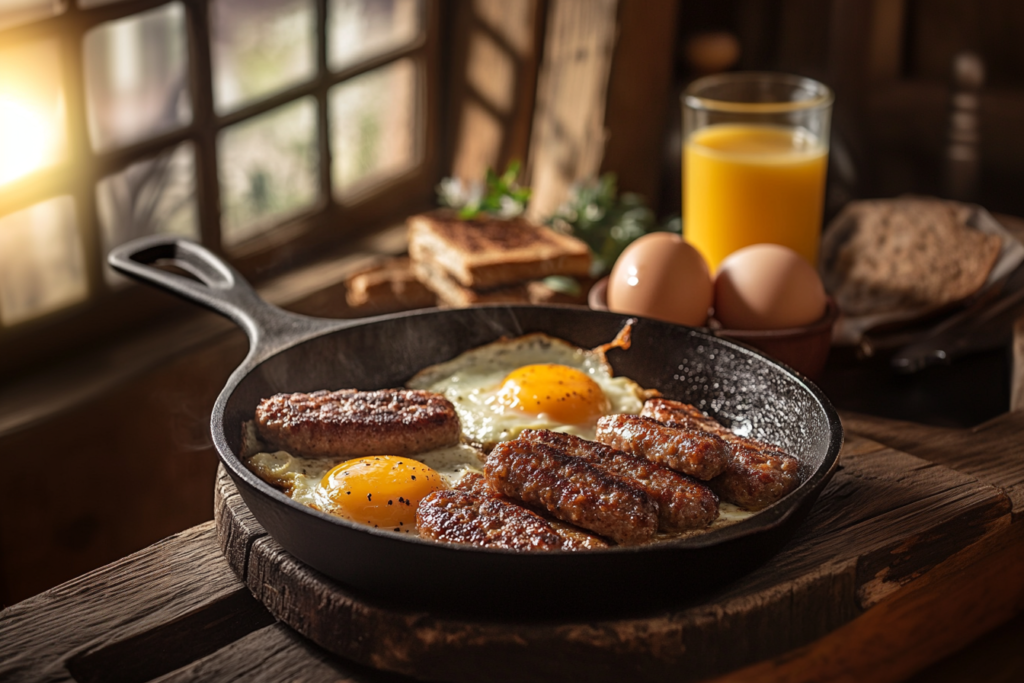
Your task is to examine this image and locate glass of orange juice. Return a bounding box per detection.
[683,72,833,271]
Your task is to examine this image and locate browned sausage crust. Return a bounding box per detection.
[520,429,719,531]
[485,439,658,545]
[641,398,788,456]
[455,472,609,549]
[595,414,729,481]
[710,447,801,510]
[641,399,801,510]
[416,489,564,550]
[453,471,495,496]
[255,389,461,458]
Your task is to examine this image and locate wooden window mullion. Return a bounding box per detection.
[62,2,104,298]
[186,0,222,252]
[315,0,333,217]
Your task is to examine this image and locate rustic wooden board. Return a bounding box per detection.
[841,410,1024,518]
[212,431,1015,683]
[0,523,274,683]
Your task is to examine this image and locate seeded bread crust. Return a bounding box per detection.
[407,210,591,289]
[824,198,1002,317]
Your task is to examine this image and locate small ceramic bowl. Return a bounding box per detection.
[588,277,839,380]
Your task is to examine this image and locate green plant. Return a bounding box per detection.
[436,161,531,219]
[547,173,665,276]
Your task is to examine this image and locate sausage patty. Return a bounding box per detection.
[520,429,719,531]
[485,439,658,545]
[595,414,729,481]
[641,399,802,510]
[255,389,461,458]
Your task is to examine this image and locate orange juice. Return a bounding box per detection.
[684,123,827,271]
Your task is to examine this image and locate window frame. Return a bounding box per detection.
[0,0,444,381]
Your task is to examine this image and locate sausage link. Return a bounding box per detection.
[520,429,718,531]
[595,414,729,481]
[485,440,658,545]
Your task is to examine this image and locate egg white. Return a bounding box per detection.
[405,333,648,448]
[241,419,484,512]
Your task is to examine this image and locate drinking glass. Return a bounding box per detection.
[683,72,833,271]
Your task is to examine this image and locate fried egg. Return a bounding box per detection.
[406,333,649,447]
[244,436,484,532]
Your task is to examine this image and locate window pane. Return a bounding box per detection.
[218,97,319,247]
[97,142,199,287]
[0,197,86,326]
[328,0,423,72]
[0,0,65,31]
[330,58,418,198]
[0,39,68,186]
[83,3,191,152]
[211,0,316,115]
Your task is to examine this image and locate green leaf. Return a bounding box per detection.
[544,172,663,276]
[541,275,581,296]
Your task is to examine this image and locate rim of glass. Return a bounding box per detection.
[684,71,834,114]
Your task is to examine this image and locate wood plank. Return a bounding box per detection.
[526,0,619,220]
[1013,315,1024,412]
[214,464,268,582]
[708,511,1024,683]
[600,0,680,207]
[218,431,1012,683]
[842,410,1024,517]
[152,623,394,683]
[447,0,545,181]
[906,611,1024,683]
[0,522,270,683]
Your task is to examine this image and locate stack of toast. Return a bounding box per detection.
[407,209,593,307]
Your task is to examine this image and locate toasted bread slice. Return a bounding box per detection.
[408,210,591,289]
[824,198,1002,316]
[411,258,531,307]
[345,256,436,313]
[412,257,591,308]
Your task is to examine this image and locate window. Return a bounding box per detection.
[0,0,440,378]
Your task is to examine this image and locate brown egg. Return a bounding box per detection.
[714,244,826,330]
[607,233,713,326]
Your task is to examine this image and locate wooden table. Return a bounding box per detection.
[2,405,1023,683]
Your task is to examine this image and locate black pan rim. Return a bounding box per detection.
[211,304,844,558]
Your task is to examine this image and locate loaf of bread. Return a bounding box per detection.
[407,210,591,289]
[823,198,1002,316]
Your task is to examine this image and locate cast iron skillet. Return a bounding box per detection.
[109,236,843,617]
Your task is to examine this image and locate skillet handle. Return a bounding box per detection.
[108,235,331,362]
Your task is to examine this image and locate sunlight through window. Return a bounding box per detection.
[0,39,67,186]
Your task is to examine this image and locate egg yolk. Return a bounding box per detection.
[495,363,611,425]
[316,456,445,531]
